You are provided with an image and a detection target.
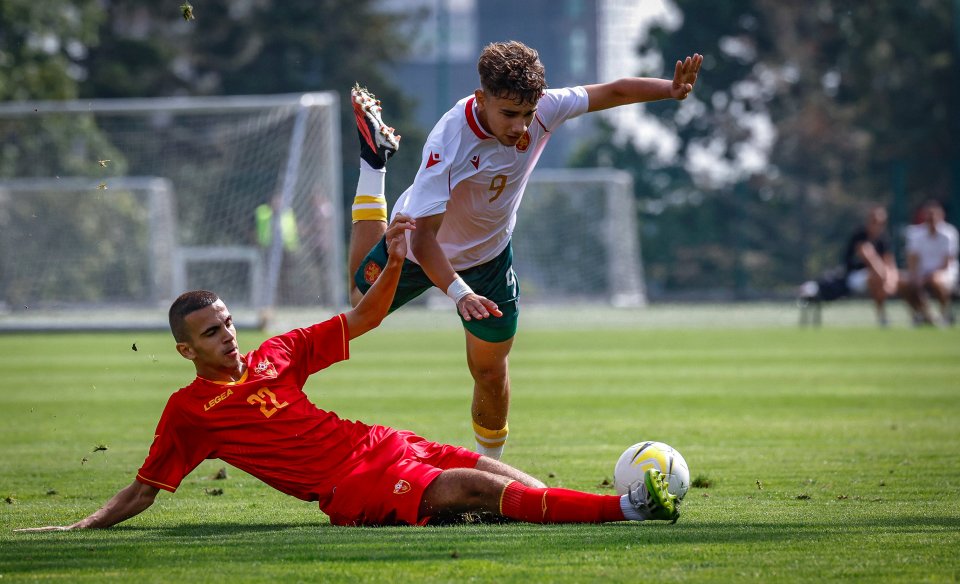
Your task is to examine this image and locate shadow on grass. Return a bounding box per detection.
[5,515,958,575]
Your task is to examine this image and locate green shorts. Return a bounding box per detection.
[354,240,519,343]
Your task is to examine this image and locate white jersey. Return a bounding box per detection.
[906,221,959,277]
[392,87,589,270]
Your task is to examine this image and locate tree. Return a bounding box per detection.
[79,0,424,220]
[577,0,958,296]
[0,0,102,101]
[0,0,111,177]
[3,1,424,305]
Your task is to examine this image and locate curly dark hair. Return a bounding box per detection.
[477,41,547,104]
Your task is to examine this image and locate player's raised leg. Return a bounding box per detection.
[349,84,400,306]
[419,467,679,524]
[465,332,513,460]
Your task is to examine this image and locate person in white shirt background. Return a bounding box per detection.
[903,199,959,326]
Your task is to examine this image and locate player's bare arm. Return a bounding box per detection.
[881,252,900,295]
[15,479,159,532]
[345,214,416,339]
[410,213,503,322]
[857,242,899,295]
[585,53,703,112]
[856,242,886,278]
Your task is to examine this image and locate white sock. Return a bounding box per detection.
[620,494,646,521]
[475,441,505,460]
[357,158,385,196]
[473,421,508,461]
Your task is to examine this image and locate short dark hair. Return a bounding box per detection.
[169,290,219,342]
[477,41,547,105]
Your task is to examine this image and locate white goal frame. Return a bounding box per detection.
[516,168,647,307]
[0,93,342,331]
[418,168,648,310]
[0,176,178,304]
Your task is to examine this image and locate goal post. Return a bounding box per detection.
[0,93,342,331]
[0,176,177,306]
[514,169,647,307]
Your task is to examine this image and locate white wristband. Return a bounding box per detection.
[445,276,473,305]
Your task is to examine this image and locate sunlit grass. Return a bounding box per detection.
[1,319,958,582]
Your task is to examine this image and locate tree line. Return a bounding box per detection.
[2,0,956,297]
[574,0,959,297]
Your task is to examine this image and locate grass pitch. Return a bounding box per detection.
[1,303,959,582]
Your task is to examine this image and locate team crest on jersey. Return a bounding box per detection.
[515,130,530,152]
[254,360,277,378]
[363,260,382,284]
[393,480,411,495]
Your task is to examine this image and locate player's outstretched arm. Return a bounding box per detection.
[585,53,703,112]
[345,214,416,339]
[14,479,159,532]
[410,214,502,322]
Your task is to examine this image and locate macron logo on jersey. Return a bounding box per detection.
[425,151,442,169]
[470,155,480,169]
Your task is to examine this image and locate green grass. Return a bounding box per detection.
[1,309,959,582]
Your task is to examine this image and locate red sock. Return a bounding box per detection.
[499,481,625,523]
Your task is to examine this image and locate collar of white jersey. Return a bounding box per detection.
[465,97,494,140]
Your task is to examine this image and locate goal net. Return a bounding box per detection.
[514,169,647,307]
[0,93,342,330]
[417,168,648,310]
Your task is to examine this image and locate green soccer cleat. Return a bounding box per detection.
[628,469,680,523]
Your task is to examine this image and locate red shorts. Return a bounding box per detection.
[322,426,480,526]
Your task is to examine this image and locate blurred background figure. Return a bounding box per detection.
[902,200,959,326]
[843,205,899,326]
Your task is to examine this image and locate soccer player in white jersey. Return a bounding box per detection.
[349,41,702,459]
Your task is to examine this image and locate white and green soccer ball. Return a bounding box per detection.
[614,441,690,501]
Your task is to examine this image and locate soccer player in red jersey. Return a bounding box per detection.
[15,215,678,531]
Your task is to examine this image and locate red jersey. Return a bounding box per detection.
[137,314,377,506]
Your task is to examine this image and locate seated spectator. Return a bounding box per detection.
[902,200,959,326]
[798,204,899,326]
[843,205,899,326]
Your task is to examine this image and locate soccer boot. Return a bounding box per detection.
[628,469,680,523]
[352,83,400,169]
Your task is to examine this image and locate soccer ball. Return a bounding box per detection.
[614,441,690,501]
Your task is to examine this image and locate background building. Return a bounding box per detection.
[379,0,659,166]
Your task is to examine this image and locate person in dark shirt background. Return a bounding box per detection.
[843,205,899,326]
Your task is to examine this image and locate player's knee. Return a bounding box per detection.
[466,473,513,510]
[427,469,501,511]
[470,363,508,389]
[476,457,545,488]
[460,481,493,506]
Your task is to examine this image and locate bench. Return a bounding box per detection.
[798,271,959,327]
